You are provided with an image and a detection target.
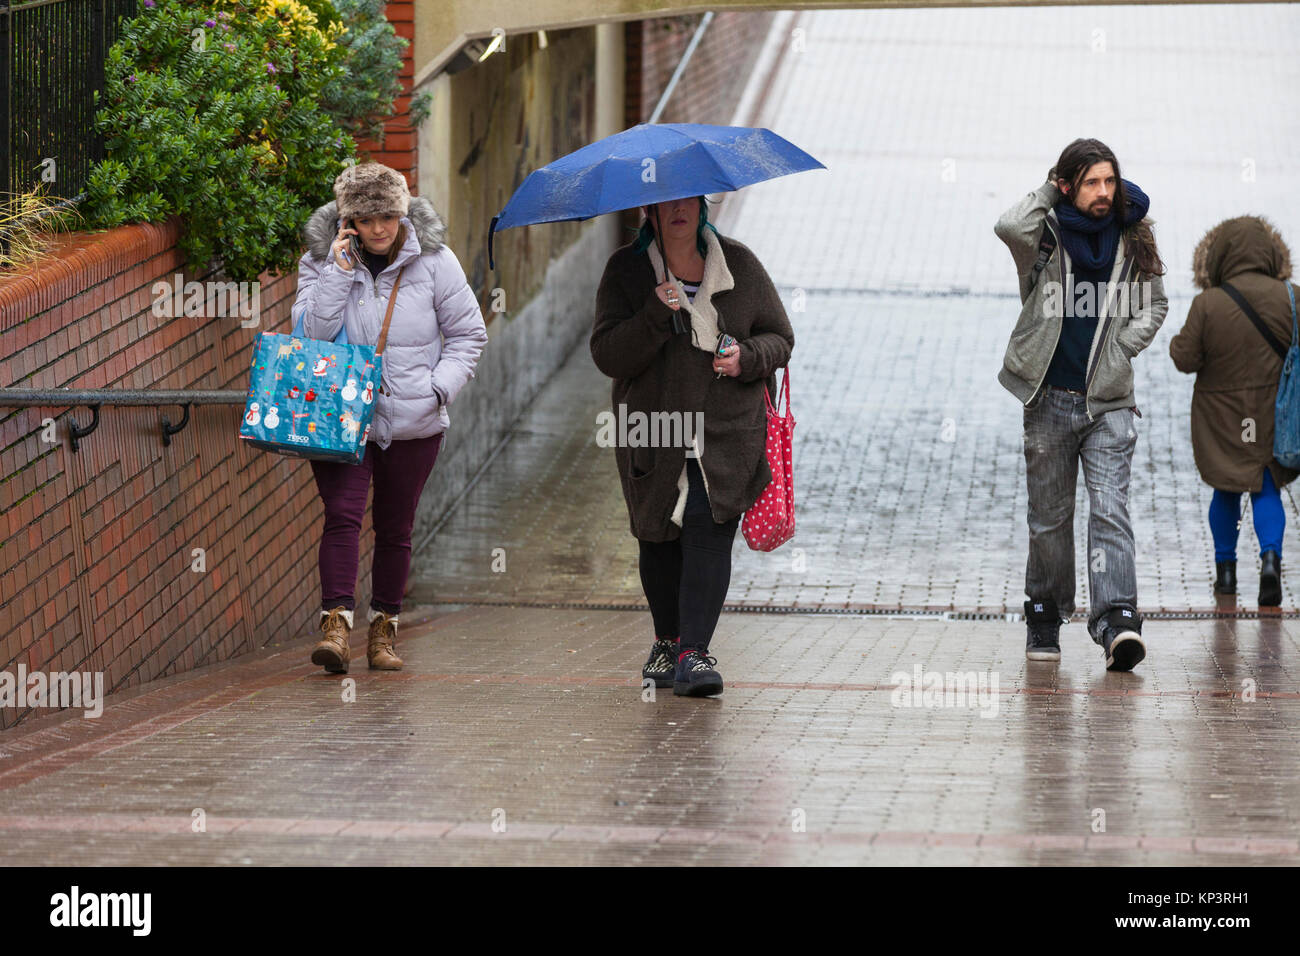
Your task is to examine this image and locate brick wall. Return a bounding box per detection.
[0,222,373,730]
[0,1,424,731]
[625,11,778,127]
[358,2,418,184]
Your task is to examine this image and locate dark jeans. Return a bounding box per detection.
[1023,386,1138,642]
[310,433,443,615]
[637,457,739,653]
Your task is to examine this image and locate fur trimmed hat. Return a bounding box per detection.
[333,162,411,220]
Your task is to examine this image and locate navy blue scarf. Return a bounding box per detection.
[1054,179,1150,272]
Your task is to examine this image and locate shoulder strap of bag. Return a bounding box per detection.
[1286,281,1298,351]
[1221,280,1287,359]
[1029,220,1057,286]
[766,367,792,417]
[375,266,406,355]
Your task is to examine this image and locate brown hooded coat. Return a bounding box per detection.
[1169,216,1300,492]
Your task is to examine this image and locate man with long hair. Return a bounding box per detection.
[994,139,1168,671]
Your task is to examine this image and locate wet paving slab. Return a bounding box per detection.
[0,604,1295,864]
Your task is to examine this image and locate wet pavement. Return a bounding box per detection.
[0,602,1296,864]
[3,4,1299,865]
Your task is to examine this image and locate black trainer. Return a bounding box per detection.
[1099,607,1145,672]
[1024,598,1061,662]
[641,637,678,689]
[673,648,724,697]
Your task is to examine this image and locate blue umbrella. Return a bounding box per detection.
[487,123,825,269]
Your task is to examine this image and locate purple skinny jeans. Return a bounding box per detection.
[310,433,443,615]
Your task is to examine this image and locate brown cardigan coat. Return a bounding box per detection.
[592,233,794,541]
[1169,216,1300,493]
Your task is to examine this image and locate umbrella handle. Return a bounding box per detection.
[488,215,499,271]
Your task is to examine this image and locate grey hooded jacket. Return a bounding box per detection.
[293,195,488,449]
[993,171,1168,421]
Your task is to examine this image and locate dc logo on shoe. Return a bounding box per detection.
[1121,609,1133,617]
[1033,603,1044,613]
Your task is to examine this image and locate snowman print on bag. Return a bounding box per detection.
[342,378,358,401]
[362,381,374,405]
[245,402,261,427]
[264,405,280,429]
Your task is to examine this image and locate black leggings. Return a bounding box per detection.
[637,457,739,652]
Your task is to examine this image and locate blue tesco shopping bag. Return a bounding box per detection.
[239,268,404,465]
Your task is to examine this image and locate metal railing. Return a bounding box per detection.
[0,388,246,451]
[1,0,139,253]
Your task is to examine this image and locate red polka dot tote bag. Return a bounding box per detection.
[742,368,795,551]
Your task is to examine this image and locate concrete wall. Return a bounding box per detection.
[410,21,624,535]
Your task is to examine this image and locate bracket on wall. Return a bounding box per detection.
[161,403,191,446]
[68,405,101,453]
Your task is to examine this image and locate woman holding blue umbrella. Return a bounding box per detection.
[592,193,793,697]
[492,123,819,696]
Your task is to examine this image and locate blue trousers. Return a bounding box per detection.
[1209,468,1285,562]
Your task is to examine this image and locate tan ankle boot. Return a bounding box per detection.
[367,609,403,670]
[311,607,353,673]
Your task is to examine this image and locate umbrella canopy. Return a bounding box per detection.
[487,123,825,268]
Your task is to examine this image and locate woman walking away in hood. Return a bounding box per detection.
[1169,216,1299,606]
[293,163,488,673]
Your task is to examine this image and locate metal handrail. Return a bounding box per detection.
[0,388,246,451]
[0,389,245,405]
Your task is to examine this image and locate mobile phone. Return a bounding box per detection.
[336,218,360,266]
[716,333,736,356]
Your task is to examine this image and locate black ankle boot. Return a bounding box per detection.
[1259,551,1282,606]
[1214,560,1237,595]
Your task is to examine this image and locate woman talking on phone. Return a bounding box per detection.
[292,163,488,673]
[592,195,794,697]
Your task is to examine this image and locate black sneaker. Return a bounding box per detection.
[1099,607,1145,672]
[1024,598,1061,662]
[641,637,678,689]
[673,649,724,697]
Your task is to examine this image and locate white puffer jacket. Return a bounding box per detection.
[293,196,489,449]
